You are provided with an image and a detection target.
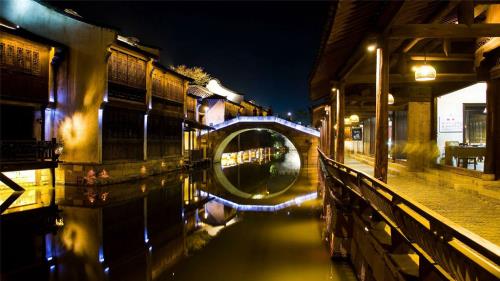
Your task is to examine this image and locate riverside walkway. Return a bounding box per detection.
[344,156,500,246]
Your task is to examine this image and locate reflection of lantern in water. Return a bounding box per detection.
[269,164,278,176]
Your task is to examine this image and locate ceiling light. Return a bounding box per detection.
[349,114,359,123]
[388,93,395,105]
[415,65,436,81]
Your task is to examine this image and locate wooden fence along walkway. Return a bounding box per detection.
[318,149,499,281]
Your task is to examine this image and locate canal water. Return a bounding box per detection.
[0,146,356,281]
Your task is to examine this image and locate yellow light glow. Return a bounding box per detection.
[55,217,64,226]
[366,44,376,52]
[349,114,359,123]
[1,170,37,188]
[60,113,88,149]
[415,64,436,81]
[388,93,395,105]
[344,118,352,126]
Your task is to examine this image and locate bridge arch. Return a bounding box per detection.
[202,116,320,167]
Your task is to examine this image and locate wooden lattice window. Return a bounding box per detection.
[152,71,162,97]
[24,49,32,71]
[32,50,40,75]
[117,52,127,83]
[0,43,4,64]
[108,50,147,89]
[0,37,42,76]
[6,44,14,65]
[16,46,24,68]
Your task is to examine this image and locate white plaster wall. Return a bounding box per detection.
[0,0,117,163]
[204,100,226,126]
[436,83,486,155]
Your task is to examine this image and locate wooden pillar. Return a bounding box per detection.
[478,48,500,180]
[325,103,335,158]
[328,103,335,158]
[323,123,326,153]
[336,85,345,163]
[374,41,389,182]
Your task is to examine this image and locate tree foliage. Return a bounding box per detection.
[172,65,212,86]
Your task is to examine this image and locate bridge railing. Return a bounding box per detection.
[200,116,320,137]
[318,149,500,281]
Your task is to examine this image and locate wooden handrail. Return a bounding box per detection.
[318,148,500,278]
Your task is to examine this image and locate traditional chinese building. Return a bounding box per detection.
[0,0,192,186]
[310,1,500,181]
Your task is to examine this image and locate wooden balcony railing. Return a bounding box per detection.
[0,139,60,166]
[318,148,499,281]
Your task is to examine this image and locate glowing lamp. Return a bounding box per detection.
[415,65,436,81]
[349,114,359,123]
[388,93,395,105]
[366,44,376,52]
[344,118,352,126]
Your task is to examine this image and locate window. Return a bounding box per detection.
[463,103,486,144]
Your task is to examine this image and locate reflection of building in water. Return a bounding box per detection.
[221,147,272,168]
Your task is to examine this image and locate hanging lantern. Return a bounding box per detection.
[388,93,395,105]
[415,64,436,81]
[349,114,359,123]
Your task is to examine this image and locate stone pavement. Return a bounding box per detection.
[344,157,500,246]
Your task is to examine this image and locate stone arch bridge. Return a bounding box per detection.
[201,116,320,167]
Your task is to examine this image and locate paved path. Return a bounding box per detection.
[163,201,356,281]
[345,157,500,246]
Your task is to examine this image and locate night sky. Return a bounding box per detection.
[49,1,330,121]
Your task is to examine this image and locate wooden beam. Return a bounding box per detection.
[346,73,477,84]
[457,0,474,26]
[374,42,389,183]
[0,172,24,191]
[409,53,473,61]
[338,2,408,81]
[401,1,461,53]
[390,24,500,39]
[346,105,405,113]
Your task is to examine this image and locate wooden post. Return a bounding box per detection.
[336,85,345,163]
[484,69,499,179]
[374,41,389,182]
[328,102,335,158]
[479,48,500,180]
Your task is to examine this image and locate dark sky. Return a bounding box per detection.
[49,1,329,119]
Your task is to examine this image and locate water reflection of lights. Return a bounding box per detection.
[199,191,317,212]
[221,147,272,168]
[55,217,64,226]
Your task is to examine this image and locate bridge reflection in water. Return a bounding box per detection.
[0,145,356,281]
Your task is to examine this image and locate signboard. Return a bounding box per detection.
[352,127,362,140]
[439,116,462,133]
